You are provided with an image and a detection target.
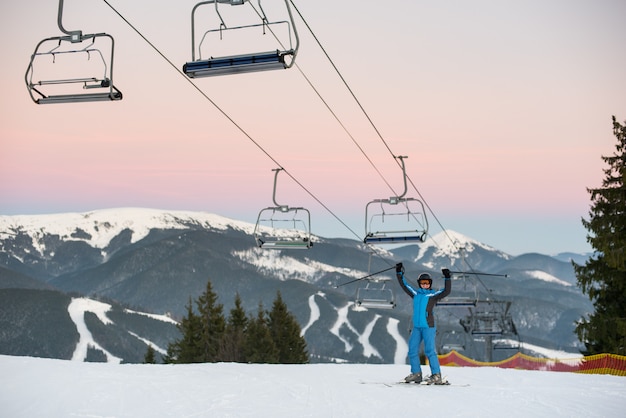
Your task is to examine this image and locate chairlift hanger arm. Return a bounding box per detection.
[57,0,82,41]
[271,168,287,209]
[393,155,409,200]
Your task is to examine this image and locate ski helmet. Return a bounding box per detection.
[417,273,432,288]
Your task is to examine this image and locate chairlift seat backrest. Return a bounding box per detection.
[436,297,477,307]
[183,50,290,78]
[364,233,427,244]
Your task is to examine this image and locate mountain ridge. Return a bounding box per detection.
[0,207,592,363]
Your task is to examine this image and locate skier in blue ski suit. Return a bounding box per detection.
[395,263,451,384]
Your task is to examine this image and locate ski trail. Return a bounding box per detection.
[301,292,322,337]
[386,318,408,364]
[128,332,167,355]
[68,298,122,363]
[359,315,382,359]
[330,303,358,352]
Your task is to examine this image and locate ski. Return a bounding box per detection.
[360,378,469,387]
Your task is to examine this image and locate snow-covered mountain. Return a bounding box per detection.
[0,208,592,363]
[415,230,511,270]
[0,207,254,251]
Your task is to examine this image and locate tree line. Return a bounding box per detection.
[145,279,308,364]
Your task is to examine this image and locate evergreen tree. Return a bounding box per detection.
[268,291,308,363]
[196,279,226,362]
[220,293,248,362]
[243,302,279,363]
[574,116,626,355]
[144,344,157,364]
[165,297,203,363]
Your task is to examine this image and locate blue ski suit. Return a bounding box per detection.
[396,266,451,375]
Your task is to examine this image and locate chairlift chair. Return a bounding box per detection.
[254,207,312,249]
[253,168,313,250]
[439,330,467,352]
[461,300,516,336]
[355,279,396,310]
[183,0,299,78]
[493,335,521,351]
[25,0,122,104]
[363,156,428,245]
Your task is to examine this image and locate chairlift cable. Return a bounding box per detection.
[289,1,464,258]
[268,3,506,295]
[285,7,484,281]
[100,0,365,245]
[102,0,471,276]
[249,1,398,196]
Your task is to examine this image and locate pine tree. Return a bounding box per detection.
[268,291,308,363]
[196,279,225,362]
[574,116,626,355]
[144,344,157,364]
[165,297,203,363]
[220,293,248,362]
[243,302,279,363]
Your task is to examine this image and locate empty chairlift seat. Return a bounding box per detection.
[183,0,299,78]
[363,156,429,245]
[254,207,313,250]
[25,1,122,104]
[253,168,313,250]
[355,281,396,310]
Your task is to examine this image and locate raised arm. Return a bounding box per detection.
[395,263,416,297]
[432,268,452,301]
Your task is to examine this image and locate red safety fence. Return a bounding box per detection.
[438,350,626,376]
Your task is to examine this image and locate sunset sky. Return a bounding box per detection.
[1,0,625,256]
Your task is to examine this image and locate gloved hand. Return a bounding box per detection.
[395,263,404,273]
[442,268,451,279]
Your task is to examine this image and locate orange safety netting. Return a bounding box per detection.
[438,350,626,376]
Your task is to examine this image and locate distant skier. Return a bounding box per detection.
[395,263,451,384]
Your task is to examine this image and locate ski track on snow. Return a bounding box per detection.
[301,293,322,336]
[387,318,409,364]
[68,298,122,363]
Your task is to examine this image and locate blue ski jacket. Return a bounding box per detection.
[396,270,451,328]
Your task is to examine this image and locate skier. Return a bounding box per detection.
[395,263,452,384]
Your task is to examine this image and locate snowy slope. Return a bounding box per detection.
[416,230,511,267]
[1,355,624,418]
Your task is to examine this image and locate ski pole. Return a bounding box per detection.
[449,271,509,278]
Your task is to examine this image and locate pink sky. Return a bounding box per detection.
[1,0,625,255]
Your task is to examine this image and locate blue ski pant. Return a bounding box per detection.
[408,326,441,375]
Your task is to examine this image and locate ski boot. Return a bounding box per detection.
[423,373,445,385]
[404,372,422,384]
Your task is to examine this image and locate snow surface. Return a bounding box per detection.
[1,355,625,418]
[418,230,511,265]
[527,270,572,287]
[4,288,621,417]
